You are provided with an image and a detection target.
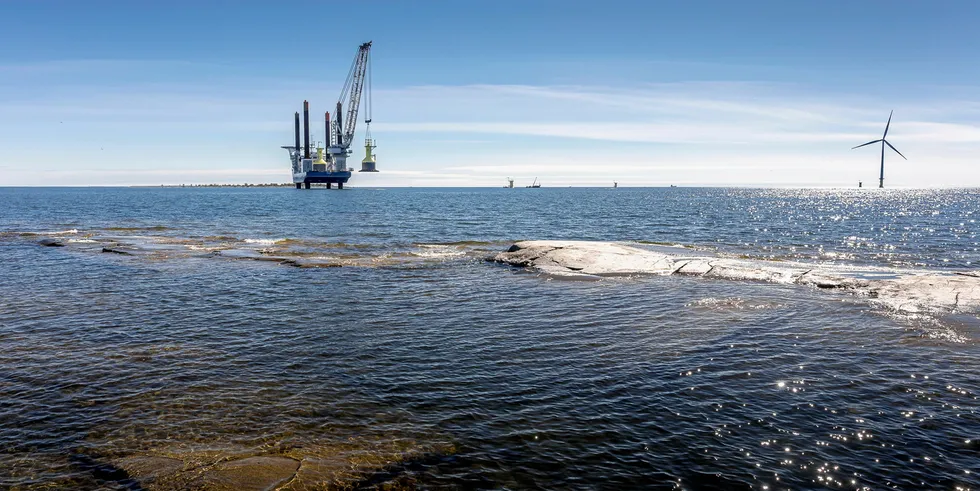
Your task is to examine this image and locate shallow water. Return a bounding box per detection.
[1,187,979,489]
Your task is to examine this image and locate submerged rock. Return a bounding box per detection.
[199,456,300,490]
[38,238,65,247]
[111,454,297,490]
[101,246,136,255]
[107,439,455,490]
[113,456,184,486]
[493,240,980,315]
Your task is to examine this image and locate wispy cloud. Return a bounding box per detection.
[377,121,865,144]
[375,84,980,147]
[2,71,980,186]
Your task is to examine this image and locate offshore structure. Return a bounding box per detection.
[852,110,906,188]
[284,42,378,189]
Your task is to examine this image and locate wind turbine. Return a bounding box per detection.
[852,110,907,188]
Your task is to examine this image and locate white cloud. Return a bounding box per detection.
[376,83,980,144]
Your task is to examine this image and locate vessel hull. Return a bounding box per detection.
[292,171,352,184]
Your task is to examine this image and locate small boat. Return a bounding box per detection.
[526,177,541,188]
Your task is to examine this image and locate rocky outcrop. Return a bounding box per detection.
[498,241,675,276]
[493,241,980,315]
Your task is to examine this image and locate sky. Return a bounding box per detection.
[1,1,979,187]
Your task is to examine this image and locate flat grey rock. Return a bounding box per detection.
[493,240,980,315]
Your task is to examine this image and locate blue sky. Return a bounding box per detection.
[1,1,979,186]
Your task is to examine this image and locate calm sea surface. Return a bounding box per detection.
[1,187,978,489]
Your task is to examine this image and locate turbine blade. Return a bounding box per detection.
[885,140,907,160]
[852,139,882,149]
[883,110,893,139]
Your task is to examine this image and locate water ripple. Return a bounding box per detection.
[1,188,979,488]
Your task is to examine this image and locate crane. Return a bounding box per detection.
[284,41,375,189]
[328,41,373,172]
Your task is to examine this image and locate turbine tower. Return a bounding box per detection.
[852,110,907,188]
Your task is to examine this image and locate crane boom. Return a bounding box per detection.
[335,41,372,149]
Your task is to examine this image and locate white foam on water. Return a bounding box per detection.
[67,239,98,243]
[22,229,78,236]
[414,245,466,259]
[687,297,782,311]
[98,235,156,240]
[243,238,287,246]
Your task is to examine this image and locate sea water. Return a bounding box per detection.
[1,187,978,489]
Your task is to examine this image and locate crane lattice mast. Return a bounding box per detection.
[333,41,372,149]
